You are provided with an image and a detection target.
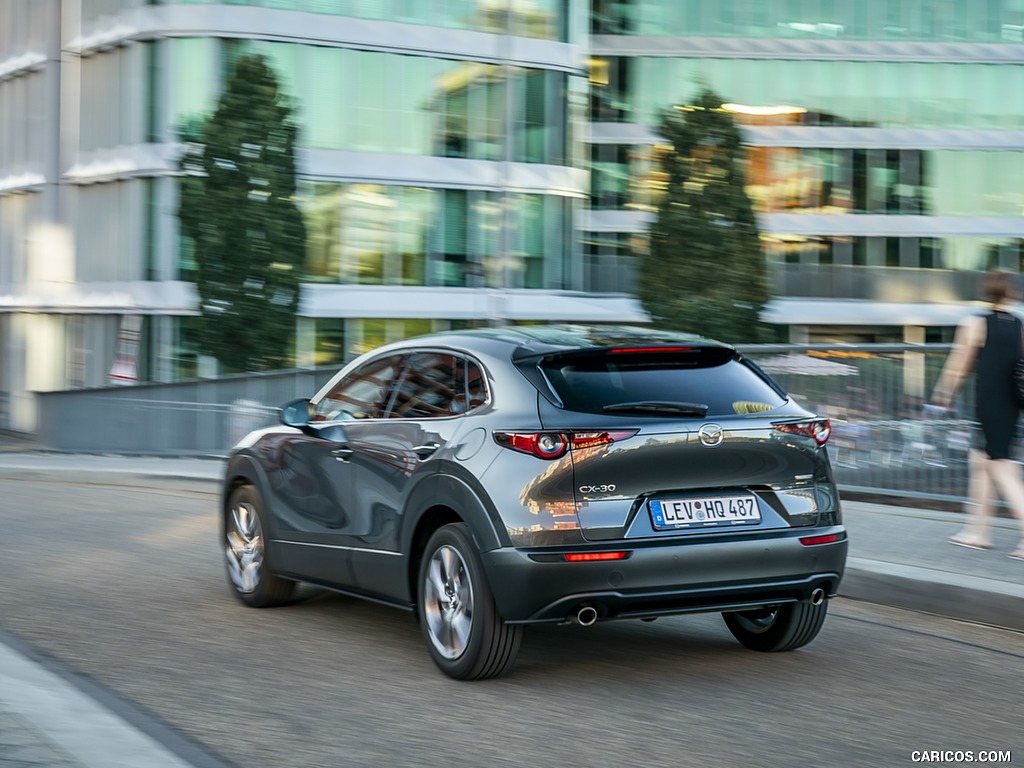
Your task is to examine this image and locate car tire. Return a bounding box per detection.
[417,523,522,680]
[224,484,295,608]
[722,600,828,652]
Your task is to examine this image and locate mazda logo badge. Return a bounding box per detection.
[698,423,724,447]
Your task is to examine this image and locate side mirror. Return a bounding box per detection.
[280,398,313,428]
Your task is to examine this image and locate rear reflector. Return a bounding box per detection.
[799,534,840,546]
[564,551,629,562]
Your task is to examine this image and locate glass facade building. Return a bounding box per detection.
[2,0,1024,431]
[0,0,644,431]
[587,0,1024,342]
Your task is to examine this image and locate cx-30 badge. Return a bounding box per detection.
[698,423,724,447]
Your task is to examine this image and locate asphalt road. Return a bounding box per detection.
[1,477,1021,768]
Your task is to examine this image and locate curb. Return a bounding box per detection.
[0,467,221,490]
[841,557,1024,632]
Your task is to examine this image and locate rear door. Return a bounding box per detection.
[536,346,829,541]
[345,351,485,599]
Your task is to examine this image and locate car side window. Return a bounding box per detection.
[462,358,488,412]
[387,353,488,419]
[315,355,403,421]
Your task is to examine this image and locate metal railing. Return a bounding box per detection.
[32,344,984,504]
[743,343,975,504]
[34,368,337,455]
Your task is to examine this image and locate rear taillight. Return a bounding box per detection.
[773,419,831,445]
[493,430,638,460]
[493,432,568,459]
[569,430,639,450]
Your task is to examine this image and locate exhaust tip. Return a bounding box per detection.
[574,605,598,627]
[808,587,826,606]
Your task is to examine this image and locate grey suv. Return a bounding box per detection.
[222,325,847,679]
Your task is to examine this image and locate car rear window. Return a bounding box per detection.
[539,348,787,417]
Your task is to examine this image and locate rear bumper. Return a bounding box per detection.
[481,529,848,624]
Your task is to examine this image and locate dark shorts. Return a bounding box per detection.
[971,422,1017,460]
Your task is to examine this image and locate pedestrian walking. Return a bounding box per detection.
[932,269,1024,560]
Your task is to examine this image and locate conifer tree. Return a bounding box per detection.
[179,53,305,372]
[637,88,769,342]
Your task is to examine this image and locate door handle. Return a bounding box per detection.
[413,442,441,459]
[332,446,354,462]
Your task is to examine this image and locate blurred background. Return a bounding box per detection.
[1,0,1023,503]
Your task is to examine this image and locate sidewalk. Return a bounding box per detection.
[0,632,208,768]
[0,450,1021,768]
[841,501,1024,630]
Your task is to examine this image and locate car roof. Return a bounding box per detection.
[314,325,740,406]
[432,324,729,356]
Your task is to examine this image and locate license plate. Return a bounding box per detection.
[649,494,760,531]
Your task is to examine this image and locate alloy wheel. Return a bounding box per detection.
[422,544,475,660]
[226,500,264,594]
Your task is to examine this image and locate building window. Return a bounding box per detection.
[744,147,1024,217]
[587,0,1022,43]
[293,183,575,289]
[768,236,1024,275]
[302,183,343,283]
[433,190,468,287]
[171,41,573,164]
[343,318,439,360]
[171,38,220,141]
[582,231,636,294]
[171,316,201,381]
[601,57,1024,131]
[312,319,345,367]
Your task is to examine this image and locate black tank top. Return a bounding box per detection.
[974,310,1021,459]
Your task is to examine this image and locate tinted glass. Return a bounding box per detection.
[594,0,1019,42]
[541,349,787,417]
[603,57,1024,130]
[316,355,403,421]
[388,353,487,418]
[464,359,487,410]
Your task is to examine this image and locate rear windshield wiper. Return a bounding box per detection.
[602,401,709,417]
